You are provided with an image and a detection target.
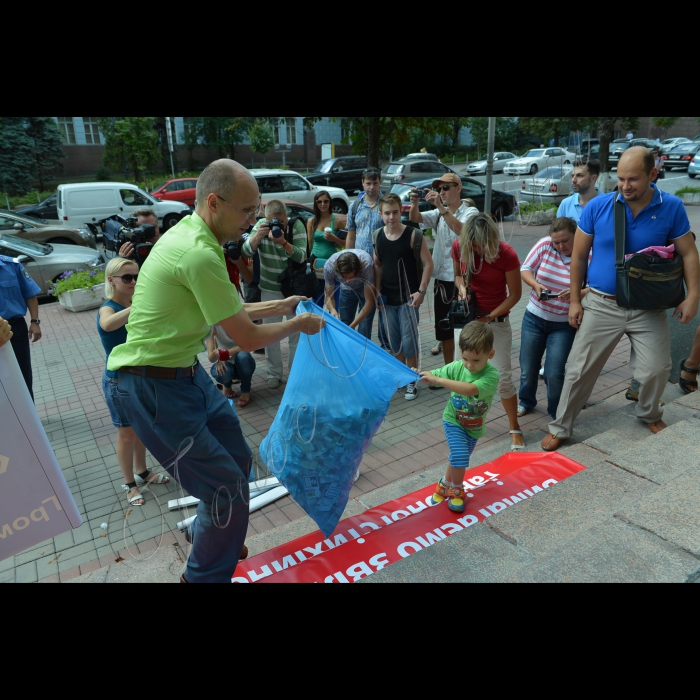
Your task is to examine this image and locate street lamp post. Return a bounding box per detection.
[165,116,176,179]
[484,117,496,215]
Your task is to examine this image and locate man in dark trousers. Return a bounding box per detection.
[0,255,42,400]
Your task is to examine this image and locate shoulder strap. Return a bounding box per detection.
[351,196,362,222]
[372,226,384,248]
[614,199,626,268]
[412,227,424,280]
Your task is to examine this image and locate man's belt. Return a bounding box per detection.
[120,363,200,379]
[589,289,616,301]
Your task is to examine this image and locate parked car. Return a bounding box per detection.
[466,153,518,175]
[630,138,660,150]
[517,166,573,205]
[608,139,631,169]
[250,170,350,214]
[0,210,96,248]
[16,193,58,221]
[395,153,440,163]
[305,157,368,195]
[381,160,456,193]
[390,176,516,223]
[57,182,192,234]
[578,138,601,157]
[503,148,576,176]
[0,234,105,297]
[662,143,700,171]
[151,178,198,207]
[660,137,691,155]
[689,153,699,179]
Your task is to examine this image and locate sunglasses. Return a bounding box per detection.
[316,199,331,205]
[113,274,138,283]
[436,185,455,192]
[363,169,381,177]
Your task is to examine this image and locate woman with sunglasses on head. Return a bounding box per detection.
[307,190,348,305]
[97,258,169,508]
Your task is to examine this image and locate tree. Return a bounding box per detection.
[248,120,275,164]
[651,117,681,136]
[26,117,65,191]
[0,117,65,195]
[97,117,161,183]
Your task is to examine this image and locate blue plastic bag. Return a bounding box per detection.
[260,301,419,536]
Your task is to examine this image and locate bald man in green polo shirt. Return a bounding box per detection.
[108,159,324,584]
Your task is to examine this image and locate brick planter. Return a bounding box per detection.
[59,285,106,313]
[680,193,700,206]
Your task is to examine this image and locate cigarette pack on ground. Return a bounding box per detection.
[260,301,418,536]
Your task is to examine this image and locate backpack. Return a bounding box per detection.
[372,225,424,281]
[277,217,321,299]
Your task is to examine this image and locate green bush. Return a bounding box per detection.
[518,201,558,215]
[95,166,111,181]
[49,269,105,299]
[676,187,700,196]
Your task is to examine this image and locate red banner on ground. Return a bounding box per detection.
[235,453,585,584]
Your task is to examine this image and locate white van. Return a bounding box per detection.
[57,182,192,233]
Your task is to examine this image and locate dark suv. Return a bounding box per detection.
[305,156,368,195]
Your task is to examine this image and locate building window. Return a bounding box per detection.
[273,118,297,146]
[82,117,101,145]
[57,117,76,145]
[340,119,350,143]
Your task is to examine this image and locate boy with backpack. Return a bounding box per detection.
[374,194,434,400]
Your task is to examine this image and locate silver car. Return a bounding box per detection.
[518,166,573,205]
[467,152,518,175]
[0,234,105,296]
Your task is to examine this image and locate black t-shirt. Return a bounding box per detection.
[375,225,420,306]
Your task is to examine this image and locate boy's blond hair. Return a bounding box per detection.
[459,321,494,355]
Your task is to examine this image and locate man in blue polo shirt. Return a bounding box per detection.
[0,255,42,400]
[543,147,700,451]
[558,157,604,223]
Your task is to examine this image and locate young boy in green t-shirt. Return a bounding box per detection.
[414,322,500,513]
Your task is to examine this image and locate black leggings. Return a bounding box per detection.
[8,317,33,401]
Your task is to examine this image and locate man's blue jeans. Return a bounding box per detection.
[209,352,256,394]
[117,367,251,584]
[339,287,376,341]
[519,310,578,420]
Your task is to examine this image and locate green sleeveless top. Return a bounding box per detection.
[311,214,339,268]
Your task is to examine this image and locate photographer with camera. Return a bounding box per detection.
[518,217,590,421]
[410,174,477,369]
[117,208,160,263]
[240,200,307,389]
[222,238,253,295]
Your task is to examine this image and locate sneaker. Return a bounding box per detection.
[431,479,450,506]
[448,486,466,513]
[405,383,418,401]
[268,378,281,389]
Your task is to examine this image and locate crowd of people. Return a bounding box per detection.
[2,146,698,582]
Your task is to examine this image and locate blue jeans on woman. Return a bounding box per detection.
[209,352,256,394]
[519,309,578,420]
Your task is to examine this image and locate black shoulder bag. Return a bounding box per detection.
[278,217,321,299]
[614,199,685,310]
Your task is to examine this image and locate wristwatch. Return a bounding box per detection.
[30,319,40,325]
[418,290,427,297]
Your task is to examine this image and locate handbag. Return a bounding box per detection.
[278,217,321,299]
[614,199,686,310]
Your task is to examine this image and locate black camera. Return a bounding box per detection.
[438,298,474,331]
[268,218,285,239]
[414,189,428,200]
[539,290,558,301]
[100,215,157,264]
[224,240,244,261]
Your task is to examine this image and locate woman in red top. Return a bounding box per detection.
[452,214,525,450]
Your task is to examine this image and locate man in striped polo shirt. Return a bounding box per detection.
[518,217,589,420]
[241,200,307,389]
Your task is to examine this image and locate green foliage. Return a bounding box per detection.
[97,117,161,182]
[183,117,257,161]
[248,120,275,158]
[676,187,700,196]
[518,201,558,215]
[651,117,681,131]
[49,269,105,299]
[0,117,65,195]
[95,165,111,181]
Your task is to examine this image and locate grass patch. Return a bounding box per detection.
[518,201,558,215]
[676,187,700,196]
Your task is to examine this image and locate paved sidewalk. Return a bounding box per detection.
[1,223,642,583]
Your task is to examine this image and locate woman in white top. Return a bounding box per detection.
[518,217,589,419]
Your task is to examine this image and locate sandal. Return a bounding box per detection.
[680,359,699,395]
[431,342,443,356]
[510,430,525,452]
[122,484,145,507]
[447,486,467,513]
[135,470,170,486]
[626,388,665,406]
[237,396,252,409]
[517,406,530,418]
